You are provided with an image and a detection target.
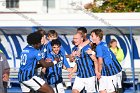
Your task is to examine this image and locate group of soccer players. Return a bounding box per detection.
[18,27,122,93]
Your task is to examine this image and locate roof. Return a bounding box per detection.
[0,27,139,35]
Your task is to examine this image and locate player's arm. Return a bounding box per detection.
[68,64,77,79]
[86,49,99,75]
[39,59,55,68]
[98,57,103,74]
[79,39,90,50]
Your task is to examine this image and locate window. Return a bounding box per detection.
[6,0,19,8]
[43,0,55,13]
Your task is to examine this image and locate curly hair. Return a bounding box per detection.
[27,32,42,45]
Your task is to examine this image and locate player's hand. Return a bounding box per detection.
[45,58,52,62]
[96,72,101,80]
[86,48,95,55]
[3,74,9,82]
[76,51,80,57]
[72,51,77,56]
[41,68,46,74]
[68,73,73,80]
[67,68,73,72]
[54,57,60,62]
[69,54,75,62]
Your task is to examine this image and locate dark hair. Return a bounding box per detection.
[77,27,87,34]
[91,29,103,40]
[51,39,61,47]
[27,32,42,45]
[36,29,46,37]
[90,43,97,51]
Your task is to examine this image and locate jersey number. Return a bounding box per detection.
[21,54,27,65]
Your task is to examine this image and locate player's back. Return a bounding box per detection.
[18,45,41,81]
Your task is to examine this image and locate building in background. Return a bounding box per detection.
[0,0,93,14]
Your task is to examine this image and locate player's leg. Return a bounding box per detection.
[85,76,96,93]
[72,77,84,93]
[21,76,54,93]
[38,83,54,93]
[98,76,107,93]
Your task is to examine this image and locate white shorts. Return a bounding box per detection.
[98,75,117,93]
[116,71,122,88]
[72,76,96,92]
[20,76,45,92]
[50,83,64,93]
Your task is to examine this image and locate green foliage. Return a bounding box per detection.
[89,0,140,12]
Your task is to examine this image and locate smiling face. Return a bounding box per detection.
[41,35,47,45]
[91,32,98,44]
[90,29,103,45]
[52,44,60,54]
[47,35,57,41]
[73,33,83,46]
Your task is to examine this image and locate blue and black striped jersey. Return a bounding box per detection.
[45,51,70,85]
[96,41,122,76]
[18,45,42,82]
[72,44,95,78]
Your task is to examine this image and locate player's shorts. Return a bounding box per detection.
[50,83,65,93]
[20,76,45,92]
[72,76,96,92]
[98,75,117,93]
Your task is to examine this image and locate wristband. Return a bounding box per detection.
[53,61,57,65]
[92,51,95,55]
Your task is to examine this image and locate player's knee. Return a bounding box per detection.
[72,89,79,93]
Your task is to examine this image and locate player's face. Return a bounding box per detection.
[73,34,82,46]
[47,35,57,41]
[41,35,46,45]
[52,45,60,54]
[35,43,41,49]
[91,32,97,43]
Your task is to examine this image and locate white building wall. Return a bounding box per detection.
[0,0,93,14]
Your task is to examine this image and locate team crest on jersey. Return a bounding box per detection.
[38,53,41,57]
[44,48,47,52]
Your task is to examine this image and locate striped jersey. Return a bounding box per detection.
[18,45,42,82]
[40,43,48,59]
[72,44,95,78]
[45,51,70,85]
[96,41,122,76]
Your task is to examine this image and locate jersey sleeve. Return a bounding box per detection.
[46,53,54,61]
[47,42,52,54]
[60,46,65,55]
[63,55,70,68]
[35,50,42,61]
[96,45,103,58]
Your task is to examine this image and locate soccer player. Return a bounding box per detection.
[41,30,66,76]
[45,39,71,93]
[18,32,56,93]
[77,27,88,42]
[90,29,122,93]
[69,33,96,93]
[46,30,65,55]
